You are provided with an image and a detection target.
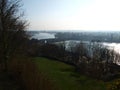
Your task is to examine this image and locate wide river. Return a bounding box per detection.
[32,32,120,54]
[32,32,120,65]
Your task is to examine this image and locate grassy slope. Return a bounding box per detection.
[34,57,106,90]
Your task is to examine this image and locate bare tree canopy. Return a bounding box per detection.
[0,0,28,71]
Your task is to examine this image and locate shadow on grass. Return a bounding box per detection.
[60,68,75,72]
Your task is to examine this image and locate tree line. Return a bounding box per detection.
[55,32,120,43]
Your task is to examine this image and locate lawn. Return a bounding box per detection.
[34,57,106,90]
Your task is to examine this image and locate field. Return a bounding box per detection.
[34,57,106,90]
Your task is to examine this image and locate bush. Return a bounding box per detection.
[107,79,120,90]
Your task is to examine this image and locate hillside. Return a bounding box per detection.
[34,57,106,90]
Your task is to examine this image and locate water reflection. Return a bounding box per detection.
[31,33,55,40]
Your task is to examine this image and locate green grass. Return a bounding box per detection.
[34,57,106,90]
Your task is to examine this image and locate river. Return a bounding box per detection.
[31,32,55,40]
[32,32,120,65]
[31,32,120,55]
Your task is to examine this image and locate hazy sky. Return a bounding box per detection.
[23,0,120,31]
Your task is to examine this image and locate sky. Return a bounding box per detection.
[23,0,120,31]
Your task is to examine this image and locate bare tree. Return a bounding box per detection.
[0,0,28,71]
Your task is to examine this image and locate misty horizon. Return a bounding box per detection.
[28,29,120,32]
